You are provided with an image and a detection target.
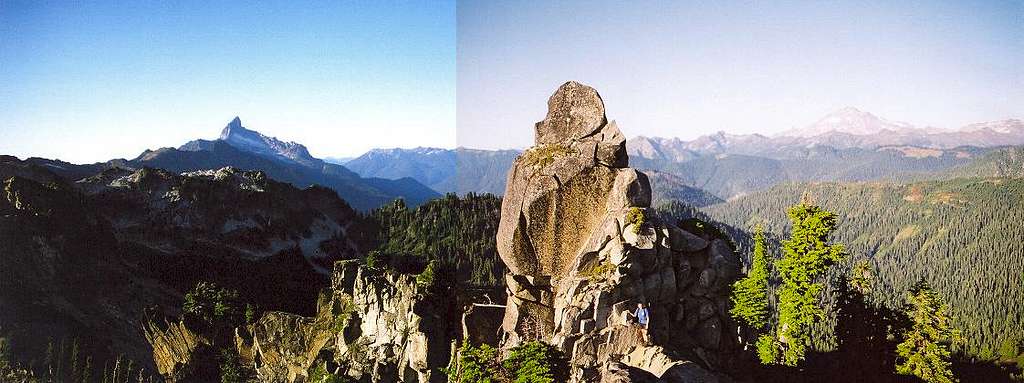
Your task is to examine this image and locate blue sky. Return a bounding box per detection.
[458,0,1023,149]
[0,1,455,163]
[2,1,1020,162]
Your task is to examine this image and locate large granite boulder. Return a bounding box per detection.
[496,82,740,381]
[534,81,608,145]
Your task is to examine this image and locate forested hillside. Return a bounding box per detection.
[701,177,1024,359]
[632,146,991,199]
[939,145,1024,179]
[646,170,724,207]
[366,193,505,288]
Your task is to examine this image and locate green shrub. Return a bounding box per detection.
[999,338,1023,361]
[771,204,845,366]
[625,207,645,234]
[448,343,501,383]
[332,298,356,333]
[307,362,348,383]
[365,250,382,269]
[244,303,258,325]
[416,260,437,290]
[219,349,246,383]
[183,282,245,331]
[679,218,734,249]
[415,259,455,299]
[896,280,959,383]
[756,334,779,365]
[503,341,569,383]
[730,226,770,332]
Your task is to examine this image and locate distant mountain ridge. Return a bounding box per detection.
[345,147,456,192]
[23,118,440,211]
[938,145,1024,179]
[618,109,1023,199]
[339,109,1023,204]
[629,109,1023,161]
[344,147,521,195]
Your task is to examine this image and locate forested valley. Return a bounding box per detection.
[358,174,1024,381]
[696,177,1024,381]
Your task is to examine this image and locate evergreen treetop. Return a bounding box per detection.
[896,280,960,383]
[773,203,845,366]
[730,225,771,331]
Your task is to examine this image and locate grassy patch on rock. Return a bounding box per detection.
[521,144,575,168]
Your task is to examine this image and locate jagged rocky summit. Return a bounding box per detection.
[146,260,456,382]
[218,117,322,168]
[497,81,740,382]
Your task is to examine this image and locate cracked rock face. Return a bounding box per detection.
[233,261,453,383]
[497,81,642,280]
[496,81,739,382]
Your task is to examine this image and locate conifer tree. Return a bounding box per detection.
[896,280,959,383]
[849,260,873,295]
[730,225,771,331]
[771,203,845,366]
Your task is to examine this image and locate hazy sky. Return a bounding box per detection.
[0,1,455,163]
[457,0,1023,150]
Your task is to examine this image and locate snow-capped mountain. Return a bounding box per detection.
[630,109,1024,162]
[778,107,919,138]
[959,119,1024,135]
[217,117,322,168]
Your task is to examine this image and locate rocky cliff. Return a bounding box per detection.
[496,82,740,382]
[231,260,455,382]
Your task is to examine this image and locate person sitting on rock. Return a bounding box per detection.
[625,302,651,345]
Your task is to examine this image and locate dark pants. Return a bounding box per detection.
[636,322,649,343]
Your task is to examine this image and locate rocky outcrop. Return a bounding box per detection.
[78,166,363,272]
[237,302,345,381]
[143,320,213,379]
[496,82,740,381]
[236,261,455,382]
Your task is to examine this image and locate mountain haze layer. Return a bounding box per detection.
[630,108,1023,159]
[622,108,1021,199]
[339,109,1020,204]
[344,147,520,195]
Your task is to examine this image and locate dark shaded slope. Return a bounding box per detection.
[0,156,376,377]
